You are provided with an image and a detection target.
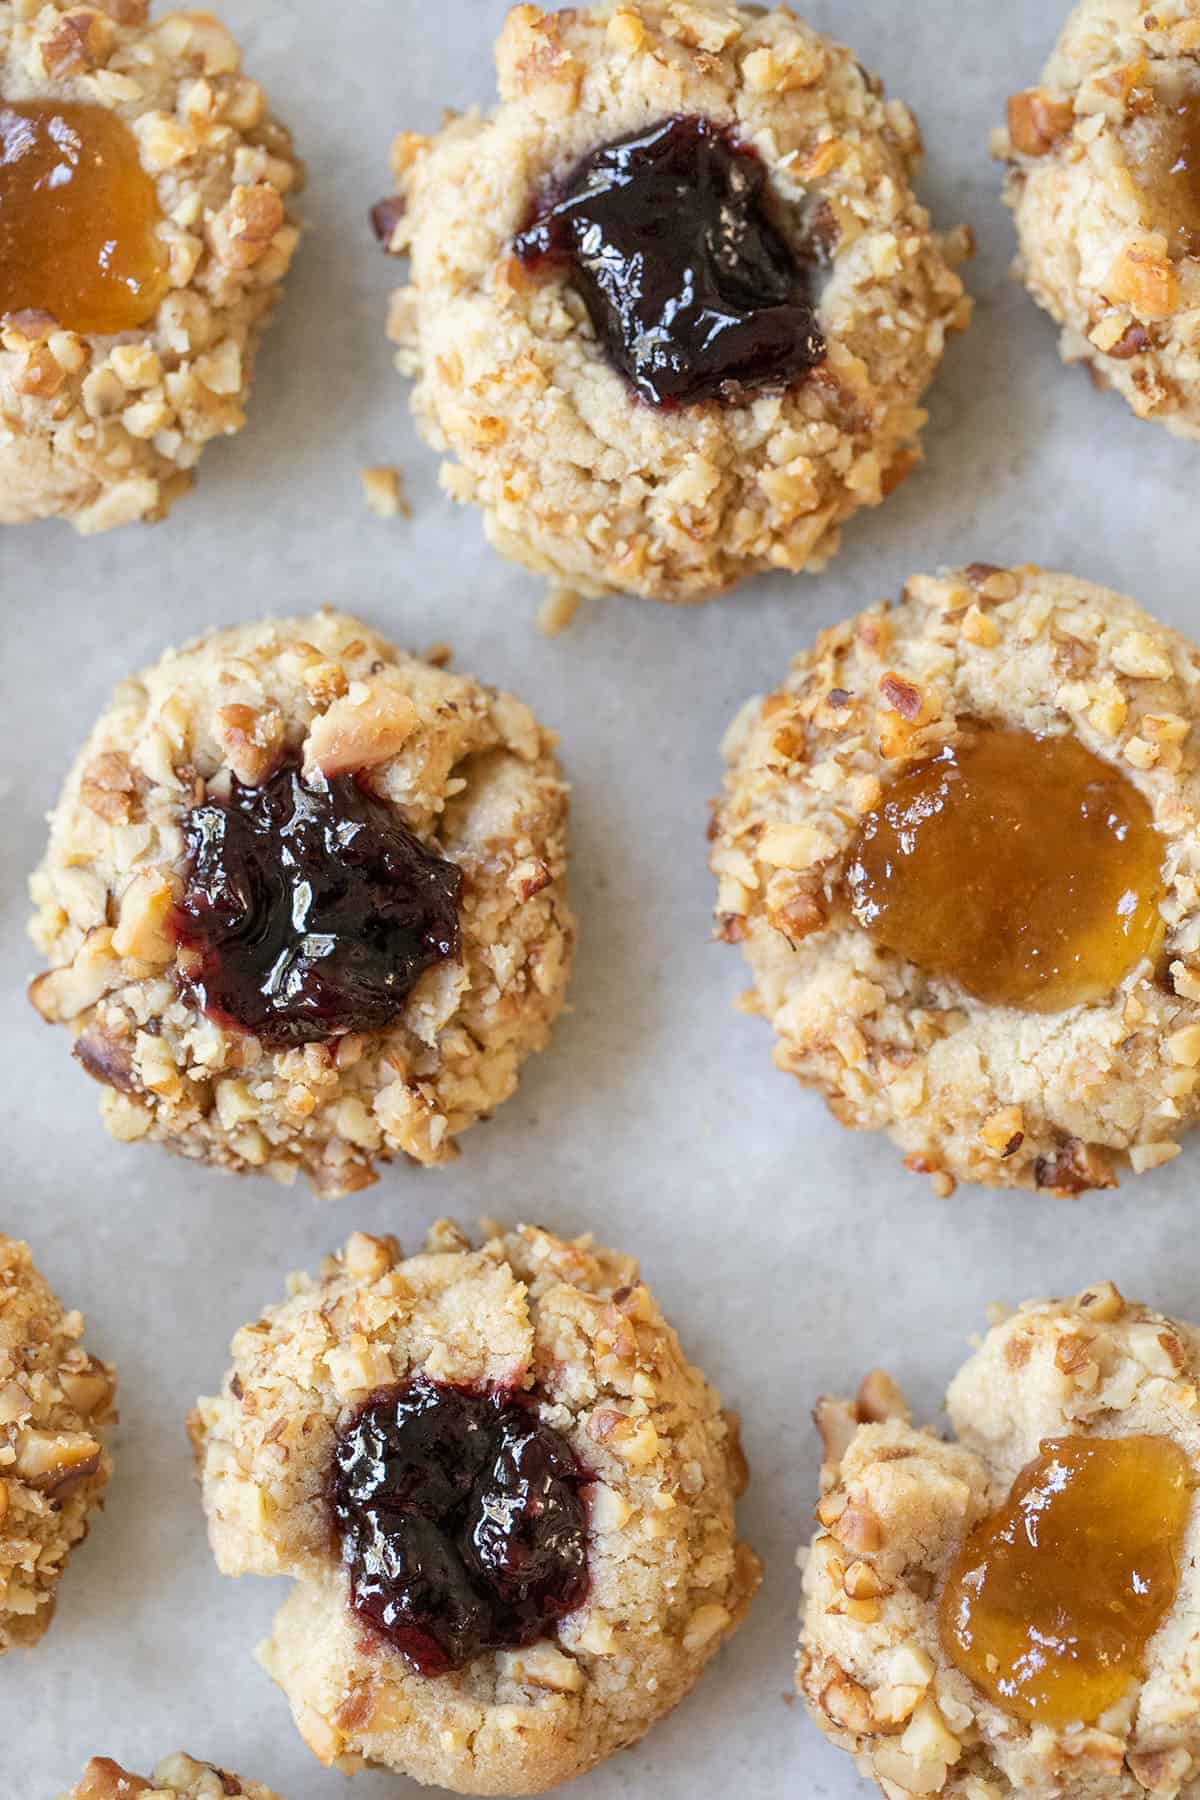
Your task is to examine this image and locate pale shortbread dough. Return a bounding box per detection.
[385,0,970,603]
[193,1223,761,1796]
[0,0,300,531]
[798,1283,1200,1799]
[999,0,1200,437]
[29,612,574,1196]
[0,1234,116,1653]
[711,565,1200,1194]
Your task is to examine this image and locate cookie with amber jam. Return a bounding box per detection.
[798,1283,1200,1799]
[29,611,573,1195]
[0,0,300,532]
[711,565,1200,1193]
[999,0,1200,439]
[378,0,969,604]
[192,1223,760,1796]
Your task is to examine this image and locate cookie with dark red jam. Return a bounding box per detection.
[195,1223,761,1795]
[30,612,574,1194]
[380,0,969,602]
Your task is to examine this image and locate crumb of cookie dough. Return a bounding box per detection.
[998,0,1200,438]
[66,1751,281,1799]
[798,1283,1200,1798]
[192,1222,761,1796]
[0,0,301,533]
[0,1235,116,1653]
[28,611,574,1196]
[711,564,1200,1194]
[361,464,409,519]
[536,586,581,637]
[380,0,971,605]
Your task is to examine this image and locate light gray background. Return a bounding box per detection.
[3,0,1198,1794]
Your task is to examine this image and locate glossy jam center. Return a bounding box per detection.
[513,114,826,407]
[0,99,168,334]
[333,1377,588,1675]
[940,1436,1191,1727]
[846,725,1165,1011]
[175,759,463,1049]
[1128,89,1200,256]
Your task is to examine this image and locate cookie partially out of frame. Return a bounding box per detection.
[382,0,969,603]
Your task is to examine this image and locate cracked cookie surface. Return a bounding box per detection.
[711,565,1200,1194]
[0,1234,115,1653]
[65,1752,281,1799]
[192,1222,760,1796]
[29,611,574,1196]
[998,0,1200,438]
[0,0,300,532]
[797,1283,1200,1799]
[382,0,969,604]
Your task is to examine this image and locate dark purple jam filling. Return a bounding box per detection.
[513,114,826,407]
[174,759,462,1049]
[332,1377,588,1675]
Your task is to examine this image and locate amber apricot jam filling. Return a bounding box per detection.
[0,100,168,334]
[174,759,463,1049]
[1127,88,1200,258]
[845,724,1166,1011]
[512,115,826,407]
[940,1436,1192,1726]
[332,1377,589,1675]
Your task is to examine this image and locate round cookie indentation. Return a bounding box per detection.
[0,100,168,334]
[939,1434,1191,1728]
[512,114,826,408]
[176,759,463,1049]
[846,723,1166,1013]
[333,1375,587,1674]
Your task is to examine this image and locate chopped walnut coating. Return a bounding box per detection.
[0,1236,115,1652]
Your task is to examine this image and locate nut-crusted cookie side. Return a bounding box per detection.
[193,1223,761,1796]
[711,564,1200,1193]
[997,0,1200,437]
[0,1234,115,1652]
[65,1751,282,1799]
[28,611,574,1195]
[797,1284,1200,1799]
[0,0,301,532]
[386,0,970,604]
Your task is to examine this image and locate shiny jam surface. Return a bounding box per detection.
[0,99,168,334]
[1128,89,1200,255]
[333,1377,588,1675]
[513,114,826,407]
[845,725,1166,1011]
[939,1436,1192,1727]
[175,759,463,1049]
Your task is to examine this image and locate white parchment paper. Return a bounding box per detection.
[5,0,1200,1793]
